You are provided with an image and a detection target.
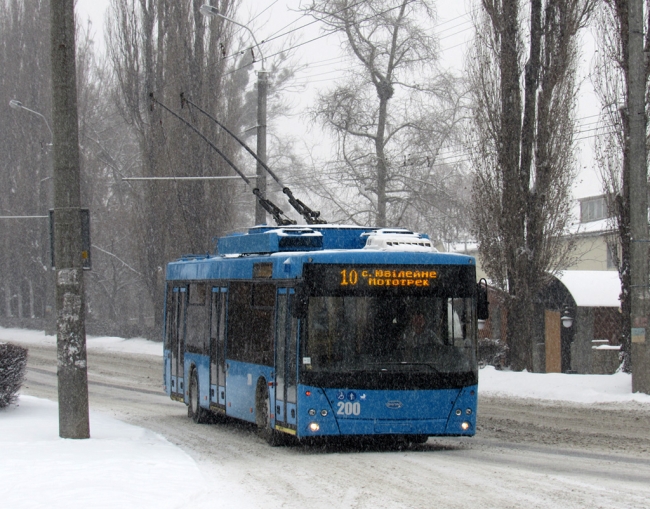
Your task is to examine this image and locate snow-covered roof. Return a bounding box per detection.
[555,270,621,308]
[568,217,614,235]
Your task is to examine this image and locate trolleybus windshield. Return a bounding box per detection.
[301,264,478,390]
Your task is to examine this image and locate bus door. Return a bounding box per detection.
[170,286,187,399]
[210,287,227,410]
[274,288,298,429]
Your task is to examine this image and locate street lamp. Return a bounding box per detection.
[8,99,54,214]
[9,100,54,146]
[200,4,268,225]
[561,306,573,328]
[9,99,55,333]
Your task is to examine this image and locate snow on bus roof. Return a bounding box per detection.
[555,270,621,308]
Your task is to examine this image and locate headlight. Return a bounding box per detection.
[308,408,316,416]
[455,409,462,416]
[308,422,320,432]
[466,408,472,415]
[461,422,470,431]
[320,409,328,416]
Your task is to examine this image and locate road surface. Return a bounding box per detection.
[21,340,650,509]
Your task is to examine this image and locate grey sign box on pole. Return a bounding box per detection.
[49,208,91,270]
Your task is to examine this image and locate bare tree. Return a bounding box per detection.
[468,0,595,371]
[302,0,466,233]
[592,0,650,372]
[74,25,149,336]
[107,0,251,334]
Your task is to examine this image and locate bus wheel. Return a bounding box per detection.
[188,369,208,424]
[408,434,429,445]
[255,382,283,446]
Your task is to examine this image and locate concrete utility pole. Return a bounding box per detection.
[50,0,90,437]
[255,70,269,225]
[199,4,268,225]
[628,0,650,394]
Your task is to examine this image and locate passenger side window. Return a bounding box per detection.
[227,282,276,366]
[186,283,209,355]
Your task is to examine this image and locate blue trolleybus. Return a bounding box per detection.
[163,225,485,445]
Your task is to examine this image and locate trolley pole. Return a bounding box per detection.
[628,0,650,394]
[51,0,90,437]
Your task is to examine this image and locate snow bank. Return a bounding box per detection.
[0,395,203,509]
[479,365,650,404]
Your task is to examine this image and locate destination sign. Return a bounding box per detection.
[303,264,443,295]
[339,268,437,288]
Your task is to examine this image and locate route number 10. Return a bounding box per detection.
[340,269,359,286]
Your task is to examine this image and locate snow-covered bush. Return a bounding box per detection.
[0,342,28,407]
[478,337,507,369]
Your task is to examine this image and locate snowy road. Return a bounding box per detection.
[22,341,650,509]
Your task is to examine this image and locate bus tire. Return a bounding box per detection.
[255,381,283,446]
[408,434,429,444]
[188,368,208,424]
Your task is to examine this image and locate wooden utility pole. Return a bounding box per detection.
[50,0,90,437]
[628,0,650,394]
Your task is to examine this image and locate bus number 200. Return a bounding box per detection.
[337,401,361,416]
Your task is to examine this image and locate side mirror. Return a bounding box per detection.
[477,279,489,321]
[292,285,308,318]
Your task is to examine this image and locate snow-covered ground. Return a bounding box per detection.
[1,395,206,509]
[1,326,649,508]
[1,327,162,357]
[479,365,650,404]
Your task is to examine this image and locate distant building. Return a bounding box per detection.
[448,194,622,374]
